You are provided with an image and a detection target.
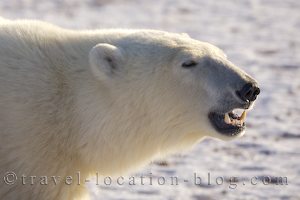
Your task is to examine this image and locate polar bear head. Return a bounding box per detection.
[88,30,260,150]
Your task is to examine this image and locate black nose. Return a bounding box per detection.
[236,82,260,102]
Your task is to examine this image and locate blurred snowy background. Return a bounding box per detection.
[1,0,299,199]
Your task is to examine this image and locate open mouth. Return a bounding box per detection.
[208,109,247,136]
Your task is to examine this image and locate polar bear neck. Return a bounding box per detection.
[37,30,193,174]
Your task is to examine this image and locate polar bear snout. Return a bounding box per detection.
[203,57,260,139]
[208,75,260,139]
[236,82,260,103]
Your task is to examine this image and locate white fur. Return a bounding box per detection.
[0,18,254,199]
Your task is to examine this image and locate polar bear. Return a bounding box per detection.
[0,18,259,200]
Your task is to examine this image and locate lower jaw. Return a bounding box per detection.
[208,112,246,137]
[218,125,245,135]
[210,129,246,141]
[220,128,245,137]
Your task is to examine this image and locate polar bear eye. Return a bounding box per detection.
[181,60,198,68]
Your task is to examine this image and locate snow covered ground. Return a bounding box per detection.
[1,0,299,199]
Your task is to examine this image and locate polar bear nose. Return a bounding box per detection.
[236,82,260,102]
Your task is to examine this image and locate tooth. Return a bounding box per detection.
[224,113,231,124]
[231,119,235,125]
[232,119,238,125]
[240,110,247,122]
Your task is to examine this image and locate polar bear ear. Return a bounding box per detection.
[89,43,124,81]
[180,33,190,38]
